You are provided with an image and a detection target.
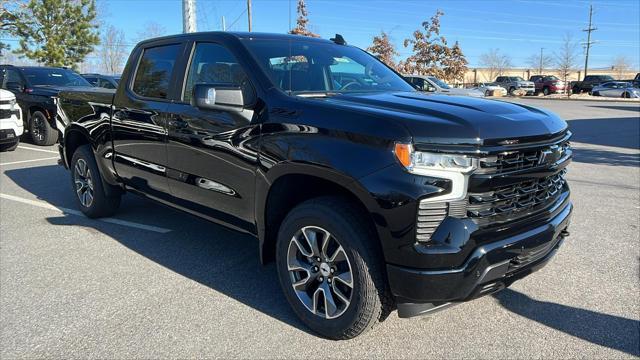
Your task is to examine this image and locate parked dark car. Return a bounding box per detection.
[81,73,120,89]
[529,75,567,95]
[56,32,573,339]
[571,74,614,94]
[0,65,95,145]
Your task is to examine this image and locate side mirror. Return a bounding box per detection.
[191,83,244,111]
[426,85,436,92]
[5,82,24,93]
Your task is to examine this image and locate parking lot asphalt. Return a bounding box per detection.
[1,99,638,358]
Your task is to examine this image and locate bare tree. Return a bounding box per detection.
[289,0,319,38]
[99,25,126,75]
[555,34,578,91]
[134,21,167,44]
[611,56,631,80]
[367,31,398,69]
[528,51,554,75]
[479,48,512,81]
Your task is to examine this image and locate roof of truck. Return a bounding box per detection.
[137,31,335,46]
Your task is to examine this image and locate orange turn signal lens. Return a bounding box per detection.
[394,143,413,168]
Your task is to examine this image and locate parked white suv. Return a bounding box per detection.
[0,89,23,152]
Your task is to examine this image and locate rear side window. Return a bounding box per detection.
[133,44,181,99]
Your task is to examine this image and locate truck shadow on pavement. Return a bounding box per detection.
[494,289,640,356]
[4,165,313,335]
[568,117,639,150]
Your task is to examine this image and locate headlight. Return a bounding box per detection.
[394,143,476,173]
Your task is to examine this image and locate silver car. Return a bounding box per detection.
[405,75,485,98]
[591,81,639,98]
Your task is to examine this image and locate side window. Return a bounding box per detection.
[3,69,24,88]
[496,77,503,82]
[100,78,116,89]
[133,44,181,99]
[183,42,253,104]
[85,77,98,86]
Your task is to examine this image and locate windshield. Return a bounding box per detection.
[510,77,525,81]
[544,75,559,81]
[22,68,91,87]
[427,77,450,89]
[242,39,414,95]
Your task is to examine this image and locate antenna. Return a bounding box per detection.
[330,34,346,45]
[581,4,597,79]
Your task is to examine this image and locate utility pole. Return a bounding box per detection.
[539,48,544,75]
[247,0,252,32]
[582,4,596,79]
[222,16,226,31]
[182,0,197,33]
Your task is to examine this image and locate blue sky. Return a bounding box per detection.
[9,0,640,69]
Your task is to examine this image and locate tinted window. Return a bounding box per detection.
[133,44,181,99]
[100,78,116,89]
[183,43,253,103]
[3,69,24,87]
[21,68,90,86]
[85,77,98,86]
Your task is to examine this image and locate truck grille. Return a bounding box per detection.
[467,169,567,222]
[479,141,570,174]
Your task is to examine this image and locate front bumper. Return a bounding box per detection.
[0,114,24,144]
[388,200,572,318]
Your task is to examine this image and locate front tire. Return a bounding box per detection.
[0,141,19,152]
[70,145,121,218]
[622,92,630,98]
[275,197,391,339]
[543,87,550,96]
[29,111,59,146]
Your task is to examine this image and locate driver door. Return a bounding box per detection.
[165,42,259,233]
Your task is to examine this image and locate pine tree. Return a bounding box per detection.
[367,31,398,69]
[289,0,320,38]
[10,0,100,67]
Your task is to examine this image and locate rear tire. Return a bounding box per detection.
[70,145,121,218]
[509,87,516,95]
[275,196,392,340]
[592,91,600,96]
[622,92,630,98]
[29,111,59,146]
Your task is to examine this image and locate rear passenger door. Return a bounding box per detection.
[164,41,259,233]
[111,42,187,201]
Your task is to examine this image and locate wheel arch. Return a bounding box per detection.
[257,164,382,265]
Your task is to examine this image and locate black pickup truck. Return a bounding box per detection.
[56,32,573,339]
[571,74,614,94]
[0,65,95,145]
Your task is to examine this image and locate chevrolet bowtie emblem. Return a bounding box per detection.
[539,145,562,165]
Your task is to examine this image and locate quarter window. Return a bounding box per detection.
[133,44,181,99]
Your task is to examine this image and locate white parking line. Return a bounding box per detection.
[0,157,59,166]
[17,145,59,154]
[0,193,172,233]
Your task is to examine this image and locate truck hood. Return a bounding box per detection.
[321,92,567,145]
